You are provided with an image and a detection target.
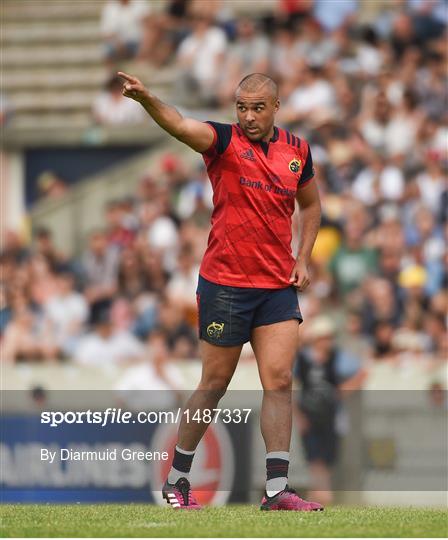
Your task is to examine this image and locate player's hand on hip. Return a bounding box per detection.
[289,259,310,291]
[117,71,148,102]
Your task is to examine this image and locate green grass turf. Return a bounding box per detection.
[1,504,447,538]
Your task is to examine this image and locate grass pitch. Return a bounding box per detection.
[1,504,447,537]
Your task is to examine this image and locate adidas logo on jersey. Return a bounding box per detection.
[240,148,256,161]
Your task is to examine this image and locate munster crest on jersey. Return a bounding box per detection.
[289,159,301,174]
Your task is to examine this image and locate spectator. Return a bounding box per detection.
[406,205,444,268]
[422,312,446,354]
[389,12,420,60]
[118,247,146,299]
[158,153,192,221]
[276,0,313,24]
[357,89,394,156]
[109,296,136,333]
[351,155,405,206]
[104,200,136,250]
[30,385,48,409]
[155,296,198,359]
[312,0,358,33]
[138,200,178,272]
[415,52,446,118]
[2,230,29,264]
[295,315,365,506]
[415,158,447,215]
[371,320,395,359]
[27,254,59,307]
[176,11,227,105]
[116,329,184,392]
[93,75,146,125]
[391,327,428,360]
[355,26,384,76]
[33,227,67,271]
[100,0,152,63]
[166,244,200,326]
[271,21,300,84]
[428,381,447,409]
[219,17,270,104]
[342,310,373,359]
[43,272,89,357]
[398,264,429,311]
[385,87,425,159]
[74,311,143,367]
[36,171,68,201]
[329,210,377,296]
[363,276,400,327]
[175,163,213,221]
[82,230,120,321]
[2,298,58,363]
[294,17,339,69]
[278,64,337,127]
[139,246,169,293]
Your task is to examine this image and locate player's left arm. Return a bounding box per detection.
[289,180,321,291]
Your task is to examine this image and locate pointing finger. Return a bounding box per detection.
[117,71,137,83]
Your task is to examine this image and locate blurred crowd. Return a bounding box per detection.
[2,156,213,368]
[1,0,447,375]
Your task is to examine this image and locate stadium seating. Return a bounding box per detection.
[1,0,177,134]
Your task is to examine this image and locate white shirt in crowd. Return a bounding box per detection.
[177,27,227,84]
[116,361,183,392]
[74,330,144,367]
[93,93,146,125]
[115,360,184,409]
[146,216,178,251]
[416,172,445,214]
[287,79,336,115]
[356,44,384,76]
[352,165,405,206]
[44,292,88,346]
[166,264,200,305]
[100,0,151,43]
[360,114,419,158]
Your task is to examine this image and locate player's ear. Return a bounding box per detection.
[274,99,280,113]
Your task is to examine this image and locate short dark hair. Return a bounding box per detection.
[106,75,124,92]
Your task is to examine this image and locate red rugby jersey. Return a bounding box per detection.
[200,122,315,288]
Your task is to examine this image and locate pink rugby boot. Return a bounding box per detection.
[260,486,324,511]
[162,477,202,510]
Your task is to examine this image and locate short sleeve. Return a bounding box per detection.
[204,121,232,155]
[299,143,315,186]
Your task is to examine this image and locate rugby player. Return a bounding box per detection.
[119,70,323,511]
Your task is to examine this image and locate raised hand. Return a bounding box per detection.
[117,71,148,103]
[115,71,214,153]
